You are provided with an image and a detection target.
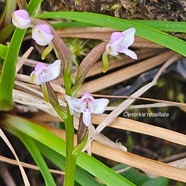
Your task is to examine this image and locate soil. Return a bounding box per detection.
[41,0,186,21]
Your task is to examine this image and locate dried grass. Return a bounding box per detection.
[3,27,186,183]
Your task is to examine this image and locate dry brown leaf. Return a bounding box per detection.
[0,155,64,175]
[0,129,30,186]
[79,50,175,93]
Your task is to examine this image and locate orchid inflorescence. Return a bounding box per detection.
[11,8,137,186]
[12,10,137,125]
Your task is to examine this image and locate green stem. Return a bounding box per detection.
[63,62,77,185]
[64,108,76,186]
[64,70,72,95]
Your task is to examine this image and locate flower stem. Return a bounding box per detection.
[62,52,76,185]
[64,108,76,186]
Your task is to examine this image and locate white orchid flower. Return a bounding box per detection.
[106,28,137,59]
[65,92,109,126]
[30,60,61,85]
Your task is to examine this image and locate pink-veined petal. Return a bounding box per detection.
[93,98,109,114]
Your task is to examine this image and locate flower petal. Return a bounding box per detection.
[46,59,61,81]
[106,28,137,60]
[121,28,136,48]
[83,111,92,126]
[34,62,47,72]
[30,62,46,85]
[12,9,31,29]
[80,92,94,113]
[110,32,123,43]
[122,48,137,59]
[93,98,109,114]
[106,43,118,56]
[32,24,53,46]
[65,95,81,115]
[30,60,61,85]
[30,71,41,85]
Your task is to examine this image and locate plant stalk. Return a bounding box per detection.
[64,109,76,186]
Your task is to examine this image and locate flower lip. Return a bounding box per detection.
[12,9,31,29]
[32,24,54,46]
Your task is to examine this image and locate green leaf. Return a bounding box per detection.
[0,0,16,41]
[37,141,103,186]
[51,19,186,33]
[16,132,56,186]
[131,20,186,32]
[0,28,26,110]
[112,164,169,186]
[51,21,96,29]
[0,0,42,110]
[0,24,14,43]
[3,114,135,186]
[37,12,186,56]
[0,44,8,59]
[141,177,169,186]
[113,164,148,185]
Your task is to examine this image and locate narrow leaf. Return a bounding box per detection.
[37,12,186,56]
[0,0,42,110]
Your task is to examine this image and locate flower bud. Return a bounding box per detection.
[12,9,31,29]
[32,24,54,46]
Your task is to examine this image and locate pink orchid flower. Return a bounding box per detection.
[12,9,31,29]
[106,28,137,59]
[30,60,61,85]
[65,92,109,126]
[32,24,54,46]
